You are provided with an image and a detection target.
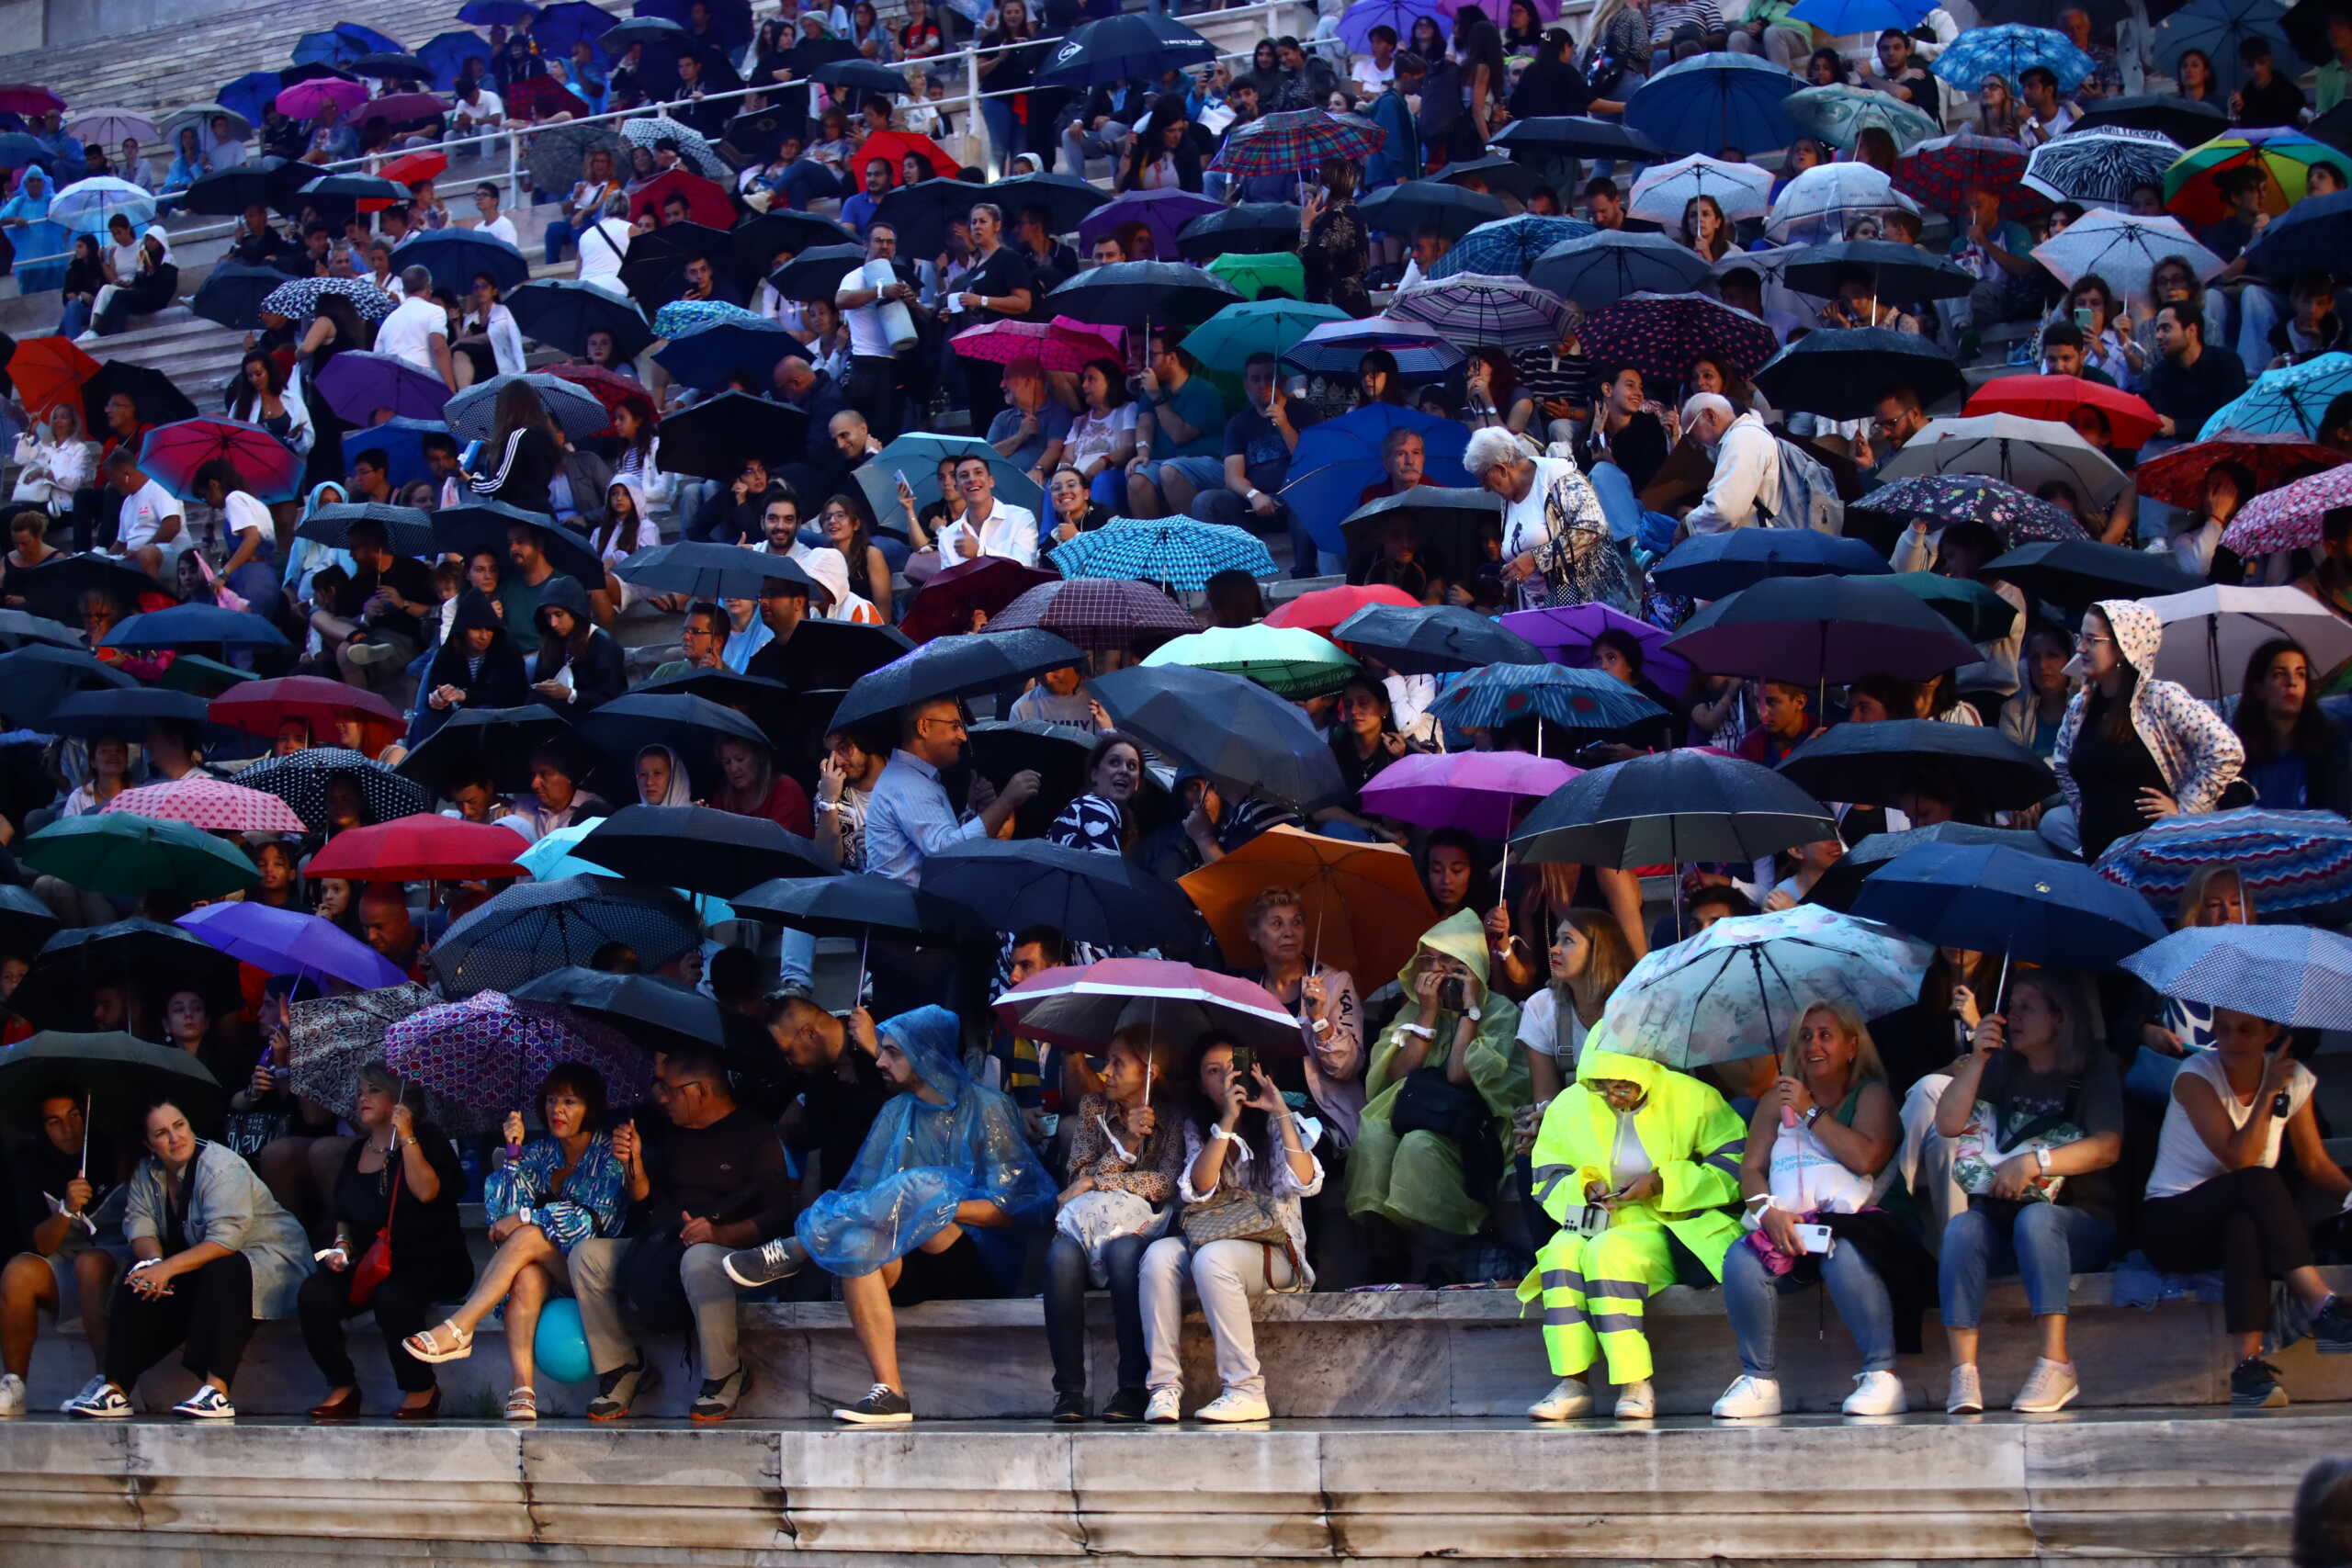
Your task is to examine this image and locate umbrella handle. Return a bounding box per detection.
[80,1093,89,1180]
[1995,946,2011,1015]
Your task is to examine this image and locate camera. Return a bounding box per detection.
[1438,976,1466,1012]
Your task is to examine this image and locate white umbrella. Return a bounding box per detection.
[47,176,155,237]
[2020,128,2182,209]
[1628,153,1775,225]
[163,102,250,141]
[67,108,158,148]
[1388,272,1572,349]
[2140,585,2352,702]
[1765,163,1918,243]
[1877,412,2129,507]
[2030,208,2222,297]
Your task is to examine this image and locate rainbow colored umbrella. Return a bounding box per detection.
[2164,127,2338,226]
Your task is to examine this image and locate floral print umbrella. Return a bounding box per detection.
[2136,428,2349,510]
[1578,290,1781,383]
[2219,462,2352,558]
[383,989,649,1133]
[287,982,439,1126]
[1851,472,2088,543]
[1894,132,2033,217]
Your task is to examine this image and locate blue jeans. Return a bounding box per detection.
[545,218,579,265]
[1721,1234,1897,1379]
[1089,468,1125,510]
[778,163,843,210]
[981,99,1020,175]
[1044,1232,1148,1397]
[1938,1201,2115,1329]
[58,298,90,338]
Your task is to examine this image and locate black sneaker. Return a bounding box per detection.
[2231,1357,2289,1409]
[1100,1386,1149,1424]
[723,1237,807,1289]
[2310,1296,2352,1354]
[831,1382,914,1425]
[692,1365,751,1423]
[1051,1393,1087,1424]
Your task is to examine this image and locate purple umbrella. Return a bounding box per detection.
[1078,189,1223,263]
[383,989,649,1133]
[314,350,452,424]
[1501,602,1693,690]
[175,902,407,992]
[1359,750,1579,838]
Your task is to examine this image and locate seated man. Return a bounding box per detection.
[0,1089,129,1415]
[720,1006,1055,1425]
[103,448,188,583]
[1125,330,1227,520]
[1190,352,1323,565]
[310,517,434,689]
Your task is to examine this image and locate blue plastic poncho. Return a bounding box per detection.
[6,168,67,296]
[793,1006,1057,1278]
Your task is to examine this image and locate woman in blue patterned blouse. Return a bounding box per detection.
[400,1063,626,1421]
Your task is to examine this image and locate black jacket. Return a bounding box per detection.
[413,588,530,745]
[531,575,628,710]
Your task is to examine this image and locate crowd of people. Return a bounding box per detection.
[0,0,2347,1456]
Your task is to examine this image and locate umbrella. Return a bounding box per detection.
[1627,154,1776,224]
[2031,207,2222,289]
[0,1033,220,1132]
[2140,429,2347,513]
[1667,575,1981,684]
[1765,163,1920,243]
[2247,188,2352,284]
[1182,826,1433,982]
[1182,299,1348,375]
[384,990,647,1128]
[296,501,435,558]
[571,691,775,786]
[2167,128,2338,228]
[444,373,613,444]
[44,687,212,743]
[2098,807,2352,927]
[21,814,256,899]
[866,175,988,259]
[1894,132,2035,217]
[628,166,733,231]
[1360,750,1577,839]
[2220,462,2352,557]
[1805,820,2059,913]
[1774,239,1976,303]
[1578,290,1781,384]
[417,30,492,89]
[2139,585,2352,700]
[0,884,58,961]
[1966,373,2165,446]
[1784,85,1941,152]
[840,127,956,194]
[1263,583,1421,638]
[13,919,244,1029]
[1523,228,1712,308]
[49,176,153,237]
[577,805,830,898]
[340,418,448,494]
[395,704,572,795]
[1854,840,2165,972]
[544,365,654,434]
[654,391,808,482]
[135,417,301,504]
[898,558,1057,646]
[754,620,914,694]
[1048,260,1240,330]
[306,814,528,883]
[1874,417,2126,509]
[10,335,99,423]
[525,122,626,199]
[995,959,1304,1058]
[1356,179,1510,242]
[286,982,438,1124]
[1427,214,1597,281]
[506,280,653,361]
[1623,51,1802,155]
[810,56,911,97]
[1984,538,2200,607]
[1493,117,1666,162]
[430,875,702,998]
[855,432,1041,526]
[766,243,866,302]
[65,108,156,146]
[601,14,689,51]
[615,541,814,602]
[1210,108,1383,175]
[1177,203,1306,262]
[2199,353,2352,441]
[1032,11,1217,87]
[436,502,603,588]
[1779,719,2060,814]
[616,114,729,180]
[1883,571,2025,642]
[1142,625,1358,699]
[1433,663,1669,736]
[276,77,368,119]
[1788,0,1931,26]
[1337,488,1504,594]
[0,610,87,653]
[175,903,405,992]
[926,840,1199,951]
[0,647,130,726]
[83,360,197,431]
[378,150,448,186]
[1204,251,1306,301]
[1755,328,1963,420]
[2075,93,2231,146]
[1651,527,1892,599]
[102,777,307,834]
[2022,128,2186,209]
[313,350,450,424]
[2122,925,2352,1032]
[514,968,725,1056]
[1512,748,1837,868]
[831,628,1085,731]
[1331,600,1541,676]
[1502,602,1694,690]
[235,746,431,830]
[259,274,399,324]
[1282,406,1475,557]
[1585,906,1932,1069]
[1434,153,1547,204]
[356,92,450,130]
[980,578,1200,656]
[398,228,530,296]
[1049,516,1279,591]
[1280,316,1469,379]
[1090,663,1344,809]
[962,718,1122,839]
[1339,0,1450,49]
[731,873,979,947]
[1933,24,2096,92]
[970,171,1108,241]
[180,156,310,217]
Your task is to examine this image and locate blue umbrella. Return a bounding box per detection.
[458,0,541,22]
[418,29,492,90]
[2201,352,2352,439]
[342,417,449,494]
[1048,517,1277,591]
[532,1,622,58]
[1279,317,1467,379]
[436,502,605,587]
[176,902,406,991]
[1032,11,1218,88]
[1337,0,1448,51]
[444,373,611,442]
[651,315,800,390]
[219,71,288,128]
[1428,213,1597,281]
[1651,528,1893,599]
[1623,52,1803,156]
[101,604,292,651]
[399,228,531,296]
[1788,0,1932,31]
[2244,190,2352,286]
[2153,0,2292,94]
[1431,664,1668,732]
[1280,405,1474,555]
[1931,24,2095,92]
[1852,840,2166,975]
[2120,924,2352,1030]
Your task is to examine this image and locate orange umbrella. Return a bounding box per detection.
[11,335,100,423]
[853,129,957,192]
[1182,824,1435,985]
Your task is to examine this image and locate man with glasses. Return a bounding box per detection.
[1851,385,1927,478]
[865,696,1040,887]
[647,602,729,682]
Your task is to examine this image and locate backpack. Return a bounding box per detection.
[1758,436,1846,536]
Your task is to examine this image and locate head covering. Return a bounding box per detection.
[2094,597,2160,681]
[140,223,175,269]
[634,742,693,806]
[1397,906,1493,992]
[425,586,522,693]
[798,545,849,612]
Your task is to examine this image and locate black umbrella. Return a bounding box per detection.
[0,646,132,726]
[1804,819,2060,912]
[634,667,799,736]
[1175,202,1304,262]
[654,391,809,480]
[296,501,435,557]
[831,627,1086,730]
[238,745,432,829]
[1031,10,1217,87]
[1492,116,1666,162]
[180,155,308,217]
[2285,0,2346,65]
[1337,486,1503,591]
[513,965,726,1052]
[1774,239,1976,302]
[759,619,914,692]
[0,1032,224,1132]
[873,175,989,260]
[574,691,772,788]
[578,804,831,897]
[434,500,605,586]
[729,209,856,279]
[1331,602,1544,676]
[768,243,866,302]
[731,871,979,942]
[83,360,198,432]
[1359,179,1511,242]
[603,15,690,50]
[1049,258,1247,331]
[1434,154,1544,203]
[922,839,1200,949]
[988,171,1114,237]
[396,704,573,795]
[13,919,243,1030]
[1666,576,1981,686]
[191,259,296,331]
[811,56,912,96]
[2075,93,2229,145]
[0,883,59,962]
[1986,539,2200,608]
[1510,748,1837,868]
[966,717,1125,840]
[1755,327,1964,420]
[786,35,863,73]
[349,50,433,78]
[431,875,705,997]
[618,221,733,309]
[616,542,815,603]
[298,172,407,222]
[1778,719,2058,815]
[46,686,215,742]
[1089,663,1345,810]
[0,608,84,652]
[506,279,654,360]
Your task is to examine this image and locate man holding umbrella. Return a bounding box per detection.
[1191,352,1319,540]
[0,1090,128,1417]
[868,696,1040,887]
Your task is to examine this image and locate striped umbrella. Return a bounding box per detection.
[2218,462,2352,557]
[2022,128,2184,209]
[259,274,398,322]
[1894,131,2035,217]
[103,777,308,834]
[1850,472,2088,543]
[2136,428,2347,509]
[2165,128,2338,226]
[1428,214,1597,281]
[1578,290,1781,382]
[1784,85,1941,152]
[1389,271,1571,349]
[2098,808,2352,929]
[1627,153,1775,224]
[2199,352,2352,441]
[2121,925,2352,1031]
[1931,24,2094,92]
[1141,625,1360,698]
[1049,517,1278,591]
[1208,108,1384,175]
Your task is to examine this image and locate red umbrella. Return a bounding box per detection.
[1964,374,2162,450]
[137,417,303,505]
[379,149,449,186]
[209,675,405,753]
[9,335,99,423]
[277,78,369,118]
[0,85,65,118]
[852,129,956,192]
[1262,582,1419,639]
[102,777,308,834]
[546,364,655,434]
[899,557,1057,643]
[306,814,529,883]
[951,315,1125,373]
[503,73,585,122]
[2133,427,2350,509]
[628,167,735,229]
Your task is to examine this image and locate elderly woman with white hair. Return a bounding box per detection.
[1462,427,1636,615]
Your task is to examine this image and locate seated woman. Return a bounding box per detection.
[1239,886,1365,1149]
[1713,1000,1926,1418]
[299,1062,470,1420]
[2139,1006,2352,1407]
[1139,1032,1324,1423]
[1934,969,2122,1416]
[415,587,528,747]
[403,1063,626,1421]
[2125,863,2254,1113]
[528,578,627,710]
[1043,1028,1183,1424]
[2233,637,2351,815]
[1521,1046,1746,1422]
[634,743,694,807]
[708,735,814,835]
[82,227,178,341]
[65,1097,312,1419]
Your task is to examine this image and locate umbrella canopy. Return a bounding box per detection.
[655,391,809,482]
[1048,260,1241,330]
[10,335,99,423]
[996,958,1304,1058]
[396,704,571,796]
[21,814,256,898]
[0,886,58,966]
[506,280,653,362]
[1389,272,1569,350]
[1755,327,1962,419]
[384,990,647,1130]
[513,968,726,1055]
[1984,538,2200,607]
[1585,907,1932,1069]
[0,1032,221,1132]
[235,746,431,830]
[1049,516,1279,591]
[50,175,154,238]
[1360,750,1577,838]
[767,243,865,303]
[13,919,243,1029]
[306,814,528,882]
[1765,162,1919,243]
[1182,826,1432,983]
[175,903,404,992]
[180,156,309,218]
[1142,625,1358,698]
[1282,404,1474,555]
[2033,208,2223,290]
[259,275,399,325]
[1774,239,1976,303]
[2219,460,2352,557]
[209,673,404,750]
[2165,128,2337,227]
[650,315,803,392]
[1665,574,1983,684]
[1203,250,1306,302]
[0,647,130,726]
[1883,571,2024,642]
[1894,131,2035,217]
[1032,10,1217,87]
[950,316,1125,376]
[1182,299,1349,375]
[44,687,212,743]
[571,691,773,786]
[2023,128,2186,209]
[615,541,813,603]
[1492,117,1665,162]
[1433,663,1668,736]
[2245,187,2352,282]
[1934,24,2095,91]
[1337,488,1506,596]
[1280,316,1469,379]
[0,611,88,653]
[2199,352,2352,440]
[1357,179,1510,243]
[1784,84,1941,152]
[2075,93,2230,145]
[2138,584,2352,701]
[1966,373,2165,446]
[444,373,609,444]
[731,872,979,943]
[981,170,1112,237]
[831,628,1085,731]
[189,259,291,333]
[1501,602,1695,689]
[1210,107,1383,175]
[83,360,197,430]
[2097,807,2352,927]
[2121,924,2352,1032]
[1623,51,1802,155]
[925,839,1199,951]
[1875,415,2128,508]
[1428,214,1598,281]
[1089,663,1344,810]
[576,805,830,898]
[435,502,603,587]
[980,578,1199,656]
[1779,719,2059,814]
[1804,820,2058,912]
[102,777,307,834]
[1853,840,2165,969]
[430,875,702,998]
[1511,748,1837,868]
[296,500,435,558]
[1628,154,1775,225]
[1176,202,1306,263]
[101,604,289,652]
[1651,527,1892,599]
[285,982,436,1130]
[135,417,301,505]
[616,114,728,179]
[1331,601,1542,675]
[1578,290,1781,384]
[399,228,530,296]
[314,350,449,424]
[856,432,1043,525]
[1339,0,1451,49]
[1263,583,1422,638]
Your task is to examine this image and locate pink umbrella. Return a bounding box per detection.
[137,417,304,505]
[950,315,1125,372]
[103,777,308,834]
[1359,750,1578,839]
[2221,463,2352,559]
[383,990,648,1134]
[993,958,1305,1058]
[1500,602,1692,690]
[277,77,369,119]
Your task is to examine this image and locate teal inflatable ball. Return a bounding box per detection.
[533,1298,594,1383]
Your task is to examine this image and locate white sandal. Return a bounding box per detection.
[503,1386,538,1422]
[403,1320,474,1364]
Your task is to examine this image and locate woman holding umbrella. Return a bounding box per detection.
[1301,159,1373,320]
[467,381,566,515]
[190,461,283,615]
[1464,427,1637,615]
[2053,601,2245,861]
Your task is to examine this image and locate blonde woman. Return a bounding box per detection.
[1974,73,2024,141]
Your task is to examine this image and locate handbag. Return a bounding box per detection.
[347,1157,398,1309]
[1179,1183,1290,1249]
[1391,1066,1489,1145]
[1951,1098,2080,1205]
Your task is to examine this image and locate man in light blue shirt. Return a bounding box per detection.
[865,697,1039,886]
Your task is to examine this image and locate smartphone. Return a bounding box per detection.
[893,467,913,498]
[1227,1044,1255,1087]
[2072,306,2095,331]
[1791,1223,1837,1257]
[1438,976,1466,1012]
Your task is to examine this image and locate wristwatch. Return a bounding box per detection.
[1463,1005,1482,1022]
[1802,1106,1822,1129]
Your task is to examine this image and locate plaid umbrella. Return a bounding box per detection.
[1851,472,2088,543]
[1182,299,1348,374]
[1894,132,2035,216]
[1579,290,1781,383]
[256,274,394,325]
[1623,51,1804,155]
[137,417,302,504]
[2137,428,2348,509]
[314,350,450,424]
[617,114,728,179]
[2023,128,2185,208]
[1204,251,1306,300]
[2098,807,2352,928]
[445,372,610,441]
[235,746,431,830]
[2165,128,2336,226]
[2198,352,2352,440]
[384,990,648,1131]
[1429,213,1598,280]
[980,578,1200,655]
[1338,0,1449,50]
[1050,517,1278,590]
[2031,208,2222,288]
[1390,271,1570,349]
[1785,85,1941,152]
[1141,625,1359,698]
[1210,108,1384,175]
[2219,462,2352,557]
[1627,154,1775,224]
[1075,189,1222,259]
[102,777,307,834]
[429,875,703,998]
[1932,24,2094,91]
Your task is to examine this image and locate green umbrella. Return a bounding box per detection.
[1204,250,1306,302]
[0,1030,225,1130]
[161,654,259,696]
[21,814,259,898]
[1784,85,1942,152]
[854,433,1045,534]
[1140,625,1360,698]
[1181,299,1349,376]
[1883,570,2020,643]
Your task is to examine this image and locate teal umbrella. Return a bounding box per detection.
[21,815,258,898]
[854,433,1045,531]
[1180,299,1348,375]
[1783,85,1942,152]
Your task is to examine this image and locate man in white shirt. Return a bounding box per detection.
[104,449,187,581]
[376,266,458,388]
[469,182,520,248]
[934,456,1038,567]
[760,491,810,559]
[2018,66,2077,148]
[835,220,922,440]
[575,194,635,295]
[1351,25,1397,95]
[1679,392,1781,534]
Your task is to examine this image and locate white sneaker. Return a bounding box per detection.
[172,1385,235,1420]
[1527,1376,1592,1420]
[1193,1389,1271,1423]
[1841,1371,1907,1416]
[0,1373,23,1416]
[1711,1374,1781,1418]
[1612,1379,1656,1419]
[66,1382,132,1419]
[1144,1386,1182,1424]
[60,1374,105,1416]
[2011,1358,2078,1415]
[1945,1363,1984,1415]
